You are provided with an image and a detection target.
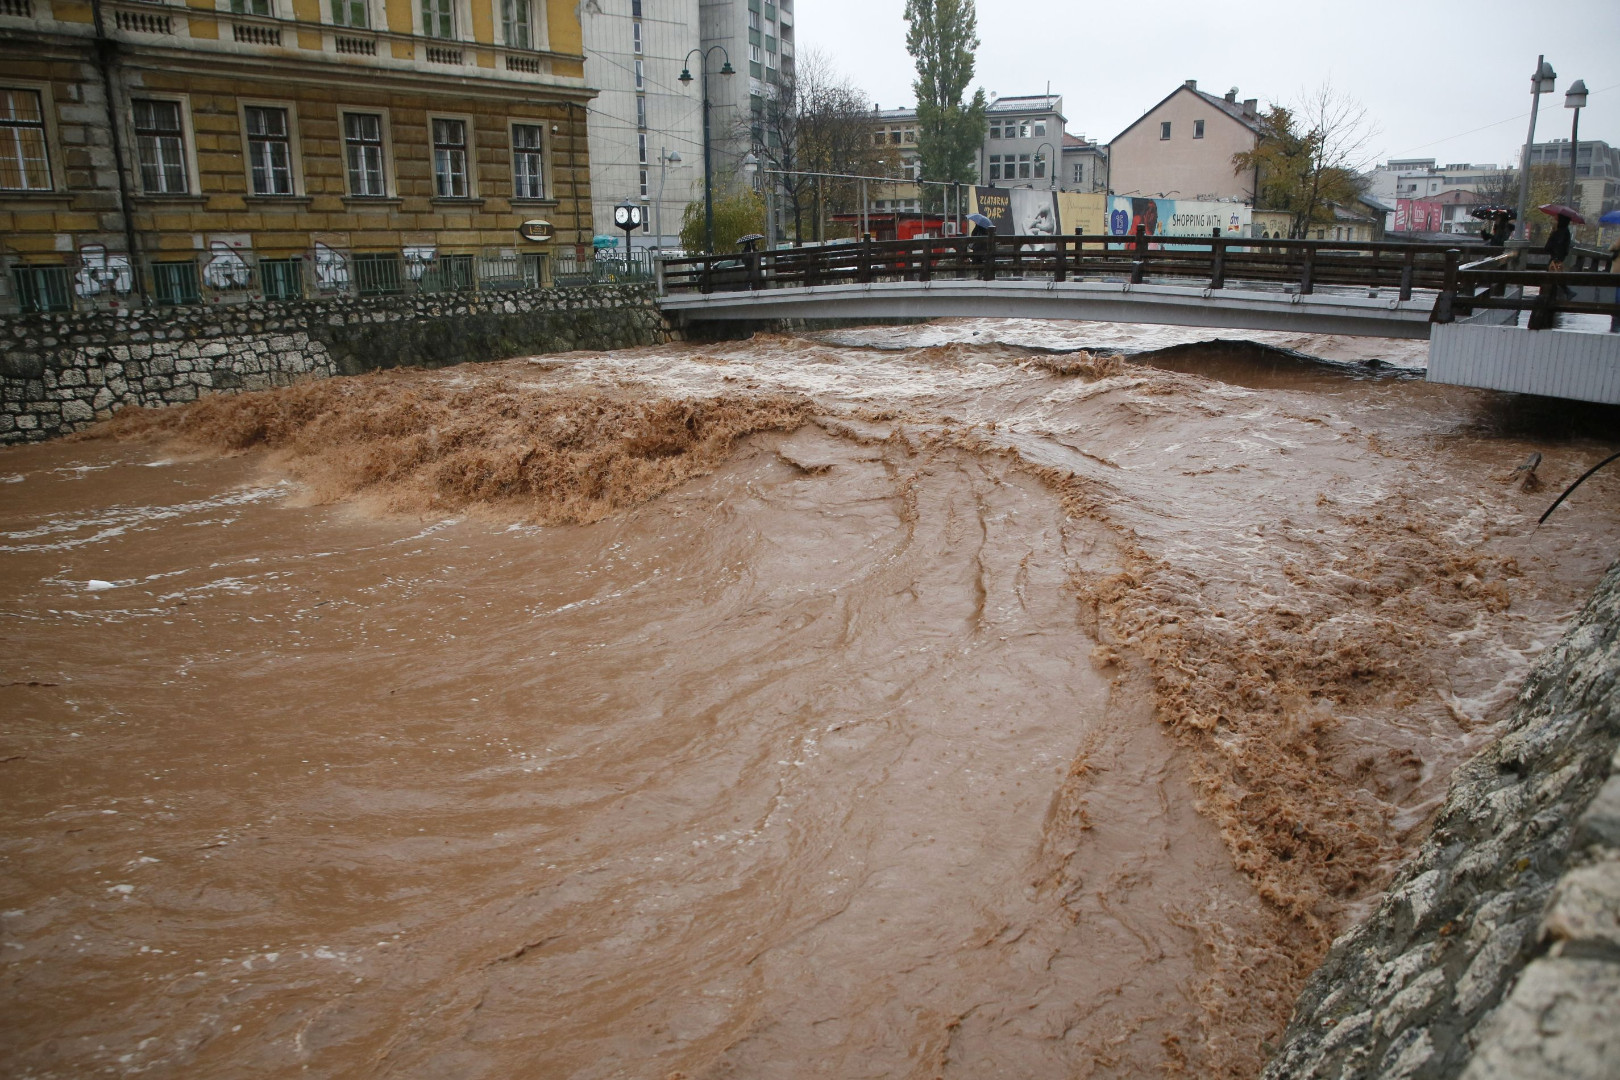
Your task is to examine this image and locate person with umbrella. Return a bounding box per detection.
[1544,213,1573,271]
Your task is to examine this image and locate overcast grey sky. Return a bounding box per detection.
[793,0,1620,169]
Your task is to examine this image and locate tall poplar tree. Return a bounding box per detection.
[904,0,986,208]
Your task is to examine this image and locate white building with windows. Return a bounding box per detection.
[582,0,704,252]
[982,94,1064,189]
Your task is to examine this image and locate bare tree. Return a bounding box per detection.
[752,50,898,242]
[1235,82,1379,237]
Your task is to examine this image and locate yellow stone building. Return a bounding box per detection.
[0,0,593,311]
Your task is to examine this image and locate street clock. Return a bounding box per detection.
[613,202,645,232]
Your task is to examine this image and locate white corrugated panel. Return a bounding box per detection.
[1429,322,1620,404]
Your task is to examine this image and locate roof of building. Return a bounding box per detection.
[987,94,1063,118]
[1110,81,1262,145]
[872,106,919,123]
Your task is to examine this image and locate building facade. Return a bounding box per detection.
[1107,80,1260,202]
[581,0,701,251]
[1526,138,1620,224]
[981,94,1063,189]
[1365,159,1510,206]
[0,0,592,313]
[1060,132,1106,194]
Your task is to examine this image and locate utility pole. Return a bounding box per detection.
[1515,56,1556,241]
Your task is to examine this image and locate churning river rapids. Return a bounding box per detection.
[2,318,1618,1079]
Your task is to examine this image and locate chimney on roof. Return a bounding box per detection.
[1242,98,1258,116]
[1184,79,1197,90]
[1224,87,1238,103]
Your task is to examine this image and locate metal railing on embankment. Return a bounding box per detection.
[659,232,1620,331]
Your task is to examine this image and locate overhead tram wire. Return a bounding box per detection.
[1386,81,1619,158]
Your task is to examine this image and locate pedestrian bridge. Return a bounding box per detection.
[657,235,1620,403]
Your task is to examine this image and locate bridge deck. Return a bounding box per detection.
[659,278,1440,339]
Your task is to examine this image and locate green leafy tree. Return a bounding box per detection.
[904,0,986,209]
[679,189,765,254]
[1233,85,1375,238]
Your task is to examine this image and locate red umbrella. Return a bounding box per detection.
[1537,203,1586,224]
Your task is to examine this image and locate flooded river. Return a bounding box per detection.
[2,319,1617,1079]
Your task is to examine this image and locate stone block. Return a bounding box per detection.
[1542,856,1620,950]
[199,342,229,358]
[60,400,93,423]
[1461,958,1620,1080]
[178,341,200,359]
[1576,776,1620,850]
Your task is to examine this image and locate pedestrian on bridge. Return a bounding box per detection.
[1544,214,1573,272]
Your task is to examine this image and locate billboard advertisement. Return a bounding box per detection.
[1394,199,1444,232]
[974,187,1060,235]
[1106,197,1250,238]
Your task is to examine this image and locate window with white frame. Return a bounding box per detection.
[1018,121,1030,138]
[502,0,530,48]
[421,0,453,38]
[639,169,648,197]
[637,132,647,164]
[1033,120,1045,137]
[1160,121,1171,140]
[632,20,641,53]
[343,111,386,196]
[1194,119,1204,139]
[1017,153,1030,179]
[635,95,646,128]
[431,117,468,197]
[133,98,188,194]
[330,0,367,25]
[1033,152,1045,180]
[511,122,544,199]
[231,0,272,14]
[0,88,52,191]
[634,59,643,89]
[988,154,1000,181]
[244,105,294,195]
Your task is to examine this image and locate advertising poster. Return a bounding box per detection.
[973,187,1060,235]
[1394,199,1443,232]
[1056,192,1107,236]
[1106,197,1250,238]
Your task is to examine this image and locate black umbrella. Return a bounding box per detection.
[1469,206,1516,221]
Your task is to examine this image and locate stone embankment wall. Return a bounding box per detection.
[0,284,669,443]
[1265,558,1620,1080]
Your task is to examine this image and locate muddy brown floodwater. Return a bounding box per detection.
[2,318,1618,1080]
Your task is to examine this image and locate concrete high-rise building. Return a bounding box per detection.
[582,0,703,252]
[699,0,793,174]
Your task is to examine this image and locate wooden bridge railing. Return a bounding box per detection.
[659,231,1620,331]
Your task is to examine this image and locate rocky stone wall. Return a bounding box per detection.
[0,284,669,443]
[1264,558,1620,1080]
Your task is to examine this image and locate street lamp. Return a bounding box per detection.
[679,46,735,254]
[1565,78,1588,211]
[654,148,681,253]
[1034,141,1057,191]
[1514,56,1557,240]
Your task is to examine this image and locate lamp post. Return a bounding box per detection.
[1564,79,1588,212]
[678,46,735,254]
[1514,56,1557,241]
[655,148,681,253]
[1035,141,1057,191]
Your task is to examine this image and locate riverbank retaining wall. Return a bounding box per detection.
[1264,557,1620,1080]
[0,284,669,444]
